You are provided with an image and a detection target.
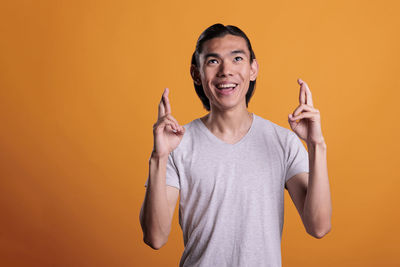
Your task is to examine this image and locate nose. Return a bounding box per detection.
[217,60,233,77]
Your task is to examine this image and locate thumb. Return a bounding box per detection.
[178,126,186,135]
[288,114,298,129]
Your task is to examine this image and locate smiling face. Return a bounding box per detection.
[192,34,259,112]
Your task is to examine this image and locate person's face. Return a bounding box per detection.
[191,34,258,112]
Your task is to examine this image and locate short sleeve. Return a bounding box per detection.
[144,152,181,190]
[284,131,309,184]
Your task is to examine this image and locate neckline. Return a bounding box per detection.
[196,113,256,146]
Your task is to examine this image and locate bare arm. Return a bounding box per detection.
[303,141,331,238]
[140,155,180,249]
[139,88,185,249]
[287,79,332,238]
[286,141,331,239]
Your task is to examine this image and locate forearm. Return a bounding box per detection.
[140,155,172,248]
[303,141,332,237]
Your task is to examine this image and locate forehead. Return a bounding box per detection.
[200,34,250,57]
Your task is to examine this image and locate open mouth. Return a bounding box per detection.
[215,83,238,95]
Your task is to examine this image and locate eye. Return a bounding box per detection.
[207,59,218,64]
[234,56,243,62]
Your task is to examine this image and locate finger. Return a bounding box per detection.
[291,103,316,117]
[158,88,167,119]
[176,126,185,135]
[290,111,319,121]
[154,116,178,130]
[298,78,314,107]
[164,114,181,128]
[163,88,172,115]
[288,114,300,130]
[154,119,178,134]
[298,78,306,105]
[164,122,177,133]
[162,117,179,132]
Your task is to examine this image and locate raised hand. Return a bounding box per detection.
[288,78,325,145]
[152,88,185,159]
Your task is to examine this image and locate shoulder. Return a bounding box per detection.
[253,114,294,142]
[182,118,197,133]
[170,117,201,155]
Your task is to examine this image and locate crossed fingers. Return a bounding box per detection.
[291,79,319,121]
[156,88,184,133]
[158,88,171,119]
[298,78,313,107]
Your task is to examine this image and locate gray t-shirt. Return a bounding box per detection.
[145,113,309,267]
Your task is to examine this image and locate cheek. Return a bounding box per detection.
[240,67,251,78]
[199,77,213,98]
[201,72,215,88]
[203,68,214,79]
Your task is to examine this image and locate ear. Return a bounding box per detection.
[250,59,259,81]
[190,64,202,85]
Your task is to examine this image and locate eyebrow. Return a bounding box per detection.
[203,49,247,59]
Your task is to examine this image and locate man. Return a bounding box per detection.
[140,23,331,267]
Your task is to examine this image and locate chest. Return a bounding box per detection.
[179,141,285,200]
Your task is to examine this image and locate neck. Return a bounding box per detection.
[201,105,253,136]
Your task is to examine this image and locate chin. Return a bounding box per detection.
[213,100,246,111]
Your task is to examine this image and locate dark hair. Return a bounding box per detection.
[191,23,257,111]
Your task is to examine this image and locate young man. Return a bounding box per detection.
[140,24,331,267]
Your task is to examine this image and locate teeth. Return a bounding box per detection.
[217,83,237,89]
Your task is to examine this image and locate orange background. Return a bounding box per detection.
[1,0,399,266]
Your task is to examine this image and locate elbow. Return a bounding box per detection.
[140,222,170,250]
[307,224,331,239]
[143,234,167,250]
[311,229,330,239]
[139,212,167,250]
[303,210,332,239]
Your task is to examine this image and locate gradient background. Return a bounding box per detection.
[1,0,399,266]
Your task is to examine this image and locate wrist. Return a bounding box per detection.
[150,150,169,162]
[307,139,327,149]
